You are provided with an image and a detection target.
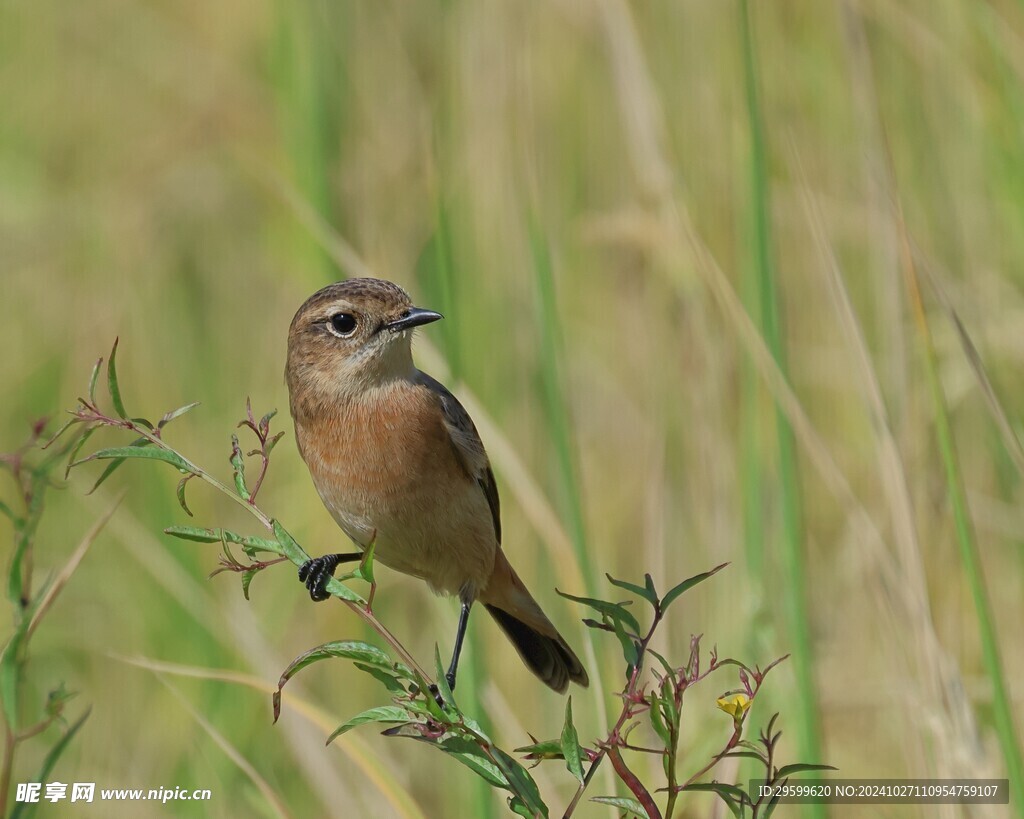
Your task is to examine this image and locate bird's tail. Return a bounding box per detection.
[480,551,589,693]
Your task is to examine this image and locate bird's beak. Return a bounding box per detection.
[386,307,444,332]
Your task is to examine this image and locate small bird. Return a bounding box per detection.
[285,278,589,694]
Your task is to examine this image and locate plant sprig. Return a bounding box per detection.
[45,340,832,818]
[1,421,109,817]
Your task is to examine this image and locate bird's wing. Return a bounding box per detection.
[416,371,501,544]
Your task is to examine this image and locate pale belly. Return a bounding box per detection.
[297,399,497,598]
[316,475,496,597]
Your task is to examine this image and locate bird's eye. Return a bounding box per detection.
[327,313,357,337]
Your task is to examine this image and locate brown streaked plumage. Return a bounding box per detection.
[285,277,589,693]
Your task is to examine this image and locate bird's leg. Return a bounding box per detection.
[445,600,473,692]
[298,552,362,601]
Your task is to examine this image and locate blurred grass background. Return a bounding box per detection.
[2,0,1024,816]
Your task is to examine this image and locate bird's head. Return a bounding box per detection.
[286,278,442,410]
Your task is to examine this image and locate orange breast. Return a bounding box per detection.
[297,386,460,497]
[293,381,497,595]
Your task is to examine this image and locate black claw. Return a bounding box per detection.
[428,683,446,708]
[298,554,340,602]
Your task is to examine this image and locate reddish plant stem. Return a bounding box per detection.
[563,608,663,818]
[608,745,662,819]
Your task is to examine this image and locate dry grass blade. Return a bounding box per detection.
[896,199,1024,811]
[912,248,1024,477]
[795,148,977,790]
[590,0,879,531]
[27,492,124,639]
[156,675,294,819]
[117,654,428,819]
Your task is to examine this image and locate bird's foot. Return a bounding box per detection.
[427,684,446,709]
[298,554,342,601]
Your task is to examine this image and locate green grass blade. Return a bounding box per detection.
[739,5,824,816]
[901,231,1024,815]
[271,0,344,281]
[528,217,595,593]
[106,337,128,419]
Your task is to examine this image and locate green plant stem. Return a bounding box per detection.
[900,230,1024,815]
[663,720,680,818]
[1,723,15,816]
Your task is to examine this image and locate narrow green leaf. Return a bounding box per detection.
[321,576,364,604]
[0,578,53,729]
[0,628,26,730]
[271,520,309,564]
[354,537,376,584]
[557,589,641,636]
[87,458,126,494]
[560,697,584,784]
[681,782,749,802]
[87,357,102,404]
[265,431,285,455]
[590,796,649,817]
[439,737,510,790]
[241,568,256,600]
[508,797,535,818]
[10,708,91,819]
[353,663,406,694]
[774,763,837,778]
[409,669,449,724]
[514,739,564,760]
[648,649,676,681]
[284,640,392,678]
[326,706,410,744]
[611,614,640,669]
[661,681,678,727]
[681,783,745,818]
[176,474,194,517]
[648,693,671,746]
[0,498,17,524]
[644,573,658,602]
[661,562,729,610]
[163,526,281,555]
[274,640,393,722]
[39,417,77,450]
[64,427,95,479]
[86,437,151,495]
[163,525,220,543]
[606,573,659,607]
[159,402,200,429]
[80,446,192,473]
[259,409,278,436]
[459,713,491,744]
[492,748,548,818]
[404,693,448,725]
[107,337,128,419]
[433,645,457,712]
[230,434,249,500]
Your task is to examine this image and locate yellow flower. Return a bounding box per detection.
[716,694,751,721]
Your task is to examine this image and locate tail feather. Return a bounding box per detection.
[484,605,588,693]
[481,551,589,693]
